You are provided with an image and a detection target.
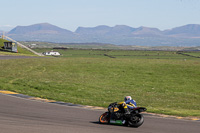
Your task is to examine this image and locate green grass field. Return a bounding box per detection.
[0,48,200,117]
[182,51,200,57]
[34,48,199,59]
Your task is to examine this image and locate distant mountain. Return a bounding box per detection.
[132,26,162,37]
[75,25,161,36]
[8,23,73,35]
[75,25,111,35]
[8,23,76,42]
[111,25,137,34]
[6,23,200,46]
[164,24,200,37]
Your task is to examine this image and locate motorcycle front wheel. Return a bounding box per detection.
[128,114,144,128]
[99,112,110,124]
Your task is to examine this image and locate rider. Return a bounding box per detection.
[118,96,137,115]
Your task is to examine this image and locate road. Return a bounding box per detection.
[0,93,199,133]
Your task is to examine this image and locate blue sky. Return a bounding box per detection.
[0,0,200,31]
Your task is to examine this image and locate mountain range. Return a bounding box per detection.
[4,23,200,46]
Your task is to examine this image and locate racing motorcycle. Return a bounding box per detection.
[99,102,147,128]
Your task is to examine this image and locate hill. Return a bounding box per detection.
[6,23,200,46]
[0,38,35,55]
[9,23,73,35]
[8,23,76,42]
[75,25,162,37]
[164,24,200,37]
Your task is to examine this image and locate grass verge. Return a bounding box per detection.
[0,55,199,117]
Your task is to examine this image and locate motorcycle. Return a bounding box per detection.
[99,102,147,128]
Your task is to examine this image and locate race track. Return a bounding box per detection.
[0,93,199,133]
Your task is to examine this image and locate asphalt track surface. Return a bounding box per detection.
[0,94,199,133]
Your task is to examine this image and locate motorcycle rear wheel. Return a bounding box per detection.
[128,114,144,128]
[99,112,110,124]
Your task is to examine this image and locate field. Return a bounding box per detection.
[0,46,200,117]
[34,48,200,59]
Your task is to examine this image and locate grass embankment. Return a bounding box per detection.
[0,51,199,117]
[0,38,35,56]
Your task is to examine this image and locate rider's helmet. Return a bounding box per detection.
[124,96,132,102]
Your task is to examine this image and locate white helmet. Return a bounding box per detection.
[124,96,132,102]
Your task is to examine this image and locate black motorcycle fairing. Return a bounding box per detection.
[131,107,147,114]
